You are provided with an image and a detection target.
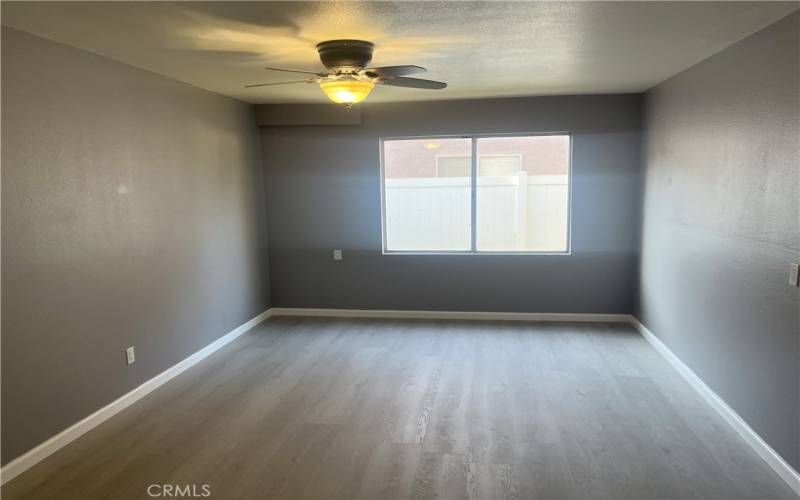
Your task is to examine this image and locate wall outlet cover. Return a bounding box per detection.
[790,263,799,287]
[125,346,135,365]
[333,249,343,261]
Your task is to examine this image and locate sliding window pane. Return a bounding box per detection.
[476,135,570,252]
[383,138,472,251]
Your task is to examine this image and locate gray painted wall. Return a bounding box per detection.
[1,27,270,464]
[260,94,642,313]
[637,11,799,469]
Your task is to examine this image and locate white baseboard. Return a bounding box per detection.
[0,308,273,485]
[629,316,800,496]
[270,307,631,323]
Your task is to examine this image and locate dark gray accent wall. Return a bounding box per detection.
[260,94,642,313]
[1,27,270,464]
[638,11,800,469]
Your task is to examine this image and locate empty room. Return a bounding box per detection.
[1,1,798,499]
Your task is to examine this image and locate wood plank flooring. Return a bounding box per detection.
[2,317,796,499]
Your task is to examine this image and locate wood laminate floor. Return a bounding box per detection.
[3,317,796,500]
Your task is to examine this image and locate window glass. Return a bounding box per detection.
[381,135,570,253]
[383,138,472,251]
[476,135,570,252]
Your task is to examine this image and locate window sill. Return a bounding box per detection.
[381,250,572,256]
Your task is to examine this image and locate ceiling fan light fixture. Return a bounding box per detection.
[247,39,446,101]
[319,80,374,105]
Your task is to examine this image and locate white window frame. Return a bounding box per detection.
[379,132,573,255]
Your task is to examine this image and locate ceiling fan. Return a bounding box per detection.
[244,39,447,106]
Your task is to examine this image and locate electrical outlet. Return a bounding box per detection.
[333,249,343,261]
[125,346,136,365]
[790,263,799,288]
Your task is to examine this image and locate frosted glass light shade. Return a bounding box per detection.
[319,80,374,104]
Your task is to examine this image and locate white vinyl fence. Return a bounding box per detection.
[385,173,568,252]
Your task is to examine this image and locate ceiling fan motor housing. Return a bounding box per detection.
[316,40,374,69]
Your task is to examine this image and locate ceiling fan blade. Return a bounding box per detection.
[265,66,327,77]
[379,77,447,90]
[363,65,426,78]
[244,80,311,88]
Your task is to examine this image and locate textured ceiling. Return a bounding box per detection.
[2,1,797,104]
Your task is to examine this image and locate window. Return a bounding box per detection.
[382,138,472,251]
[435,155,522,177]
[381,134,570,253]
[435,155,470,177]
